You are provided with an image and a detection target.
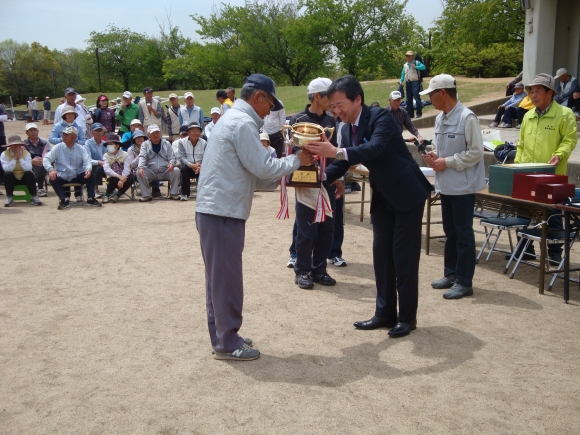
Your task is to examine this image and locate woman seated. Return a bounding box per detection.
[102,133,134,203]
[489,83,527,128]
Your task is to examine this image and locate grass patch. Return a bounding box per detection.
[12,79,503,116]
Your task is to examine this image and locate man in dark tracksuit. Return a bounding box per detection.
[290,77,341,290]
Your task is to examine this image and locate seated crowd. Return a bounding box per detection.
[1,85,236,208]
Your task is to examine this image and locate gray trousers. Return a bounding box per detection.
[196,212,246,353]
[137,167,181,197]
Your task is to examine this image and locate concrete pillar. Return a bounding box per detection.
[522,0,558,84]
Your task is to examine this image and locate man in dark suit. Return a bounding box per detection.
[304,75,432,338]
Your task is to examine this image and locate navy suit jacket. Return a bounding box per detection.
[326,104,432,213]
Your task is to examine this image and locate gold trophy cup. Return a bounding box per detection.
[283,122,335,187]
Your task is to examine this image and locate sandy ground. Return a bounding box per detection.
[2,118,580,434]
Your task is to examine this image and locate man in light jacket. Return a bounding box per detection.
[136,124,181,201]
[177,122,206,201]
[196,73,313,361]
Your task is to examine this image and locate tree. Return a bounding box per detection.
[428,0,525,77]
[0,39,60,103]
[301,0,413,77]
[86,26,150,91]
[191,0,329,86]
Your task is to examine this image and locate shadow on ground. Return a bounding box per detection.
[228,326,484,386]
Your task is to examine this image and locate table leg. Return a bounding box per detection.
[539,211,547,294]
[564,210,570,303]
[360,181,366,222]
[426,194,432,255]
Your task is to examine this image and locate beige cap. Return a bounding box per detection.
[61,106,78,119]
[419,74,456,95]
[259,132,270,143]
[554,68,568,79]
[525,73,559,94]
[405,50,414,56]
[25,123,38,131]
[147,124,161,134]
[3,135,26,147]
[168,93,178,99]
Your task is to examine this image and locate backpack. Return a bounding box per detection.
[493,142,517,164]
[415,53,426,83]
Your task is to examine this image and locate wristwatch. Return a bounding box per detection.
[335,149,345,160]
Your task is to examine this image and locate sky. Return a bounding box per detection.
[0,0,443,51]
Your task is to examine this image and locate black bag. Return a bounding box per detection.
[415,53,426,83]
[493,143,517,163]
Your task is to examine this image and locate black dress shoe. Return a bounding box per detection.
[353,316,397,330]
[388,321,417,338]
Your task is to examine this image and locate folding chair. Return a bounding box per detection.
[476,216,531,263]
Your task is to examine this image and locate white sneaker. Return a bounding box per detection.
[180,195,189,201]
[489,122,499,127]
[4,196,13,207]
[31,196,42,206]
[328,256,347,267]
[37,188,47,197]
[214,343,260,361]
[287,256,296,268]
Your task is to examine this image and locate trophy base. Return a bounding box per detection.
[286,166,321,188]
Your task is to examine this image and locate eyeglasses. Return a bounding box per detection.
[260,92,276,110]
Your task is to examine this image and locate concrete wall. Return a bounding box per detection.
[523,0,559,84]
[523,0,580,81]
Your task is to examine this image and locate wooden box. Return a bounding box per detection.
[535,183,576,204]
[488,164,556,196]
[512,173,568,201]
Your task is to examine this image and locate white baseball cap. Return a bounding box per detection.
[307,77,332,94]
[122,91,132,99]
[25,123,38,131]
[210,107,221,115]
[554,68,568,79]
[62,126,78,135]
[184,92,194,99]
[130,119,143,126]
[389,91,402,100]
[75,95,86,104]
[419,74,457,95]
[147,124,161,134]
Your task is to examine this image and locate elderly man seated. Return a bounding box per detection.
[136,124,181,202]
[1,135,42,207]
[23,122,50,197]
[177,122,207,201]
[43,126,102,209]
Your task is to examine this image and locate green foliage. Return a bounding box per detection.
[428,0,525,76]
[191,0,329,86]
[301,0,415,76]
[0,39,61,103]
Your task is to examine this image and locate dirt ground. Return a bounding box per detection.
[2,119,580,434]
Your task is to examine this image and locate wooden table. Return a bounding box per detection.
[475,187,555,294]
[552,204,580,303]
[345,168,371,222]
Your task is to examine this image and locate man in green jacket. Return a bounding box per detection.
[115,91,139,135]
[515,73,578,263]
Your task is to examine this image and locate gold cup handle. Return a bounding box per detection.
[323,127,335,141]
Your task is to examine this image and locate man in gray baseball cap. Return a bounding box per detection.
[553,68,578,108]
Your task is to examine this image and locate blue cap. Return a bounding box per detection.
[242,74,283,111]
[92,123,104,131]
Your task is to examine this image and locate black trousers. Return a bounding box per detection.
[50,173,95,200]
[4,171,37,196]
[92,165,105,186]
[106,174,134,195]
[294,185,336,275]
[180,165,199,196]
[371,192,424,323]
[269,131,285,158]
